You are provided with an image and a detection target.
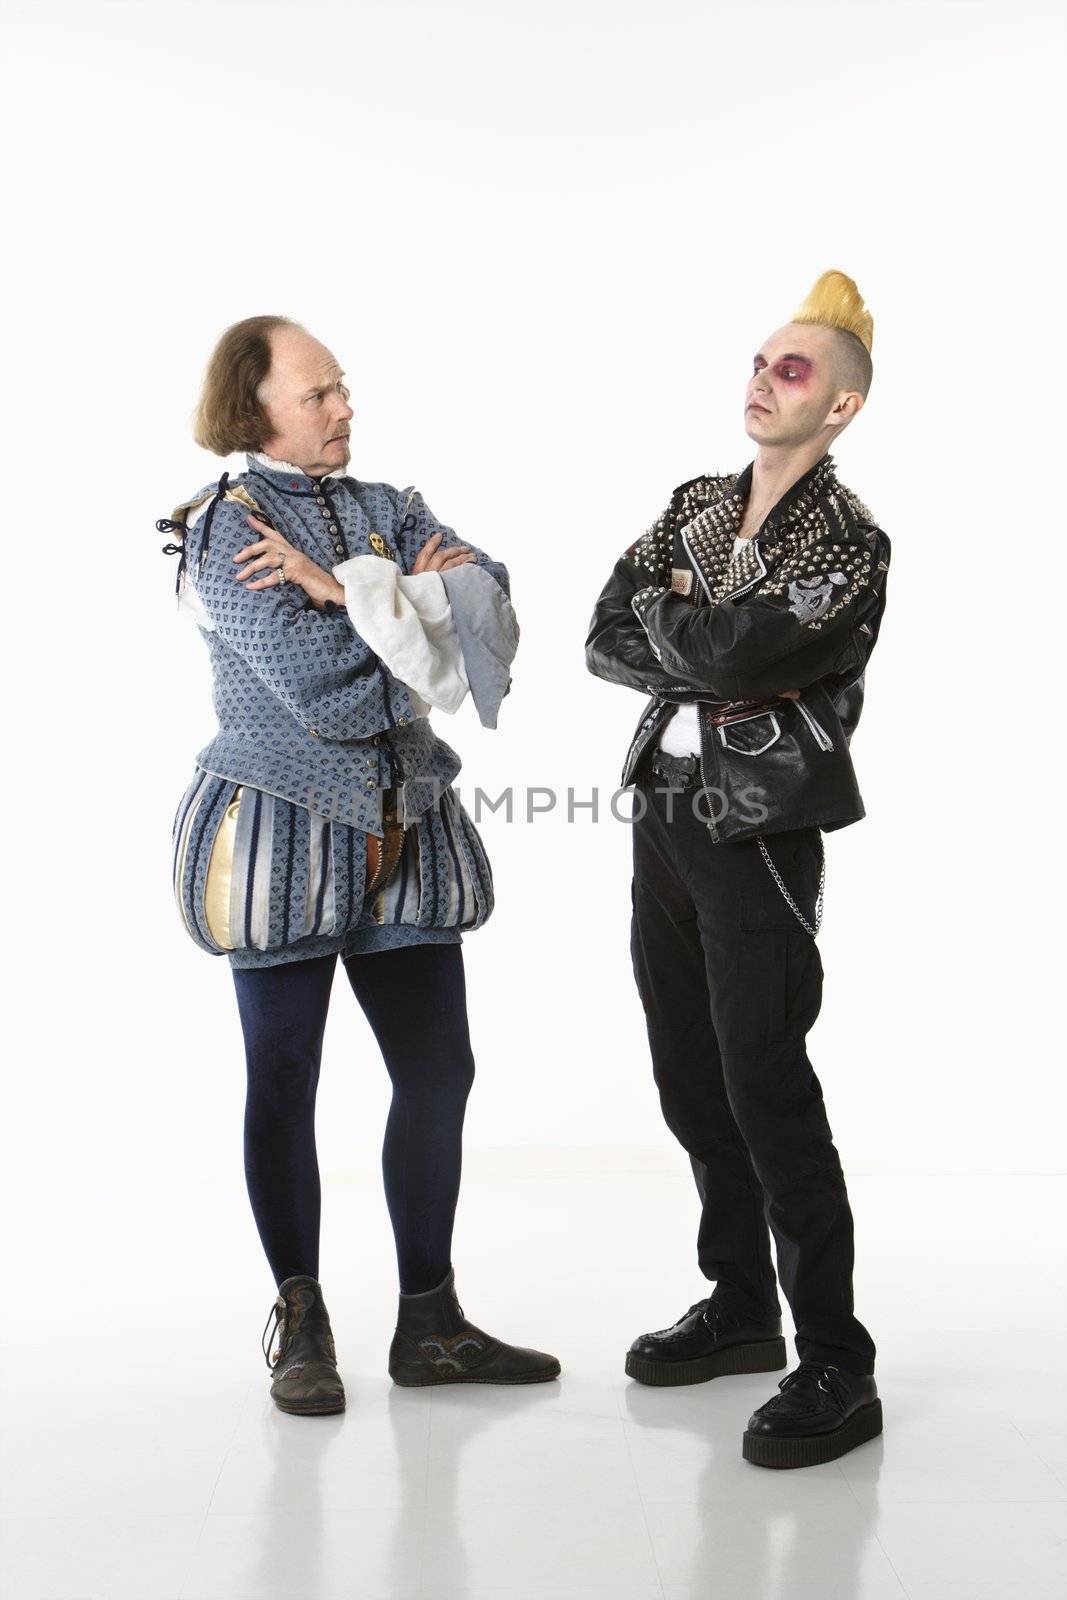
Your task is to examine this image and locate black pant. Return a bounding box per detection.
[630,776,876,1374]
[231,943,476,1294]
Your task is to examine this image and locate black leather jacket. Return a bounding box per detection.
[585,452,891,843]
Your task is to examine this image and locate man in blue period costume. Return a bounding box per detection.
[160,315,558,1413]
[586,272,891,1468]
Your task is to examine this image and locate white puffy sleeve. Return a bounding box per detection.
[332,554,470,716]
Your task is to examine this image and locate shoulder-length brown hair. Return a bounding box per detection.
[193,314,303,456]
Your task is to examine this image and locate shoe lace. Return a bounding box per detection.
[261,1295,286,1370]
[779,1359,848,1408]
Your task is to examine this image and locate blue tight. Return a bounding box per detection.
[231,943,476,1292]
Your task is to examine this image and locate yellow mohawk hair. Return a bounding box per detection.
[791,269,873,355]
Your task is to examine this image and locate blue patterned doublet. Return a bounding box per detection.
[163,453,506,967]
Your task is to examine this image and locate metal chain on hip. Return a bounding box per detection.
[756,834,825,938]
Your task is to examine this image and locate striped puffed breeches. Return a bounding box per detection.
[171,766,494,967]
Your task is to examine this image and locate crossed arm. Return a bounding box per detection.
[233,512,475,605]
[586,511,890,703]
[195,487,515,732]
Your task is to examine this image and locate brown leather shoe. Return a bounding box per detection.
[388,1268,561,1386]
[262,1275,346,1416]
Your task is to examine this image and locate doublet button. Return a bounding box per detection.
[397,714,410,726]
[309,727,321,738]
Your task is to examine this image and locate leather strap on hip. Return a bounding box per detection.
[365,789,407,897]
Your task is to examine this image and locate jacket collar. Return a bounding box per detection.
[679,451,839,604]
[728,450,838,540]
[244,451,348,497]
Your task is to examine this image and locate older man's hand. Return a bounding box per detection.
[234,514,345,608]
[412,530,476,574]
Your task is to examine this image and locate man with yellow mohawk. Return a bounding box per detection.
[586,270,890,1468]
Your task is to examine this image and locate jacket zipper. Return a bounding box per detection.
[681,527,768,603]
[795,696,835,752]
[677,528,767,840]
[680,529,713,603]
[695,705,720,841]
[621,707,666,786]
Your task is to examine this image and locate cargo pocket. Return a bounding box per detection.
[728,928,790,1046]
[725,923,823,1049]
[738,832,821,934]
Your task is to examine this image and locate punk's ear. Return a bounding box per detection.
[828,391,864,428]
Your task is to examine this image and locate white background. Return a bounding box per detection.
[3,5,1066,1598]
[3,0,1064,1339]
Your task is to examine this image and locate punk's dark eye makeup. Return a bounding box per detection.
[753,353,813,384]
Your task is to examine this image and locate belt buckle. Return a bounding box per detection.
[707,698,774,728]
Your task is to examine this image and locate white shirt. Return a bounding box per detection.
[656,535,751,756]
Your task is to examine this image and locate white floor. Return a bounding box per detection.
[2,1169,1065,1600]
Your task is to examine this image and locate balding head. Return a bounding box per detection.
[193,316,353,476]
[255,325,354,476]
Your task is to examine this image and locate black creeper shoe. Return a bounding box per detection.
[743,1360,883,1468]
[625,1296,787,1386]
